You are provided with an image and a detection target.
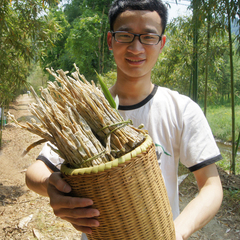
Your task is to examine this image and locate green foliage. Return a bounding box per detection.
[63,0,112,23]
[152,16,193,96]
[40,7,72,72]
[102,70,117,88]
[206,105,240,141]
[0,0,61,108]
[27,64,49,96]
[217,151,240,175]
[206,105,240,175]
[41,1,115,82]
[63,0,83,24]
[152,15,240,107]
[83,0,113,11]
[65,9,112,80]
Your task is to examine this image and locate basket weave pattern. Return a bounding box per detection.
[62,141,175,239]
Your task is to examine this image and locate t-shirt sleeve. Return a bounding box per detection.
[36,142,64,172]
[179,99,222,172]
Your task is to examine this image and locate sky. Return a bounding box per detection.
[166,1,191,22]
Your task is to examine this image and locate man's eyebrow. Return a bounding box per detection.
[115,26,159,34]
[143,28,159,34]
[116,26,132,31]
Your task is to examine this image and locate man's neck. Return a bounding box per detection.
[109,75,154,106]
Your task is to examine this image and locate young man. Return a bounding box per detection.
[26,0,223,239]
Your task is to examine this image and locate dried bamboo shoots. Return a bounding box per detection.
[8,65,146,168]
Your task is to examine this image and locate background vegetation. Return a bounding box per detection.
[0,0,239,174]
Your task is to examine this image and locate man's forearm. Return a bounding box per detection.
[25,160,52,197]
[174,164,223,239]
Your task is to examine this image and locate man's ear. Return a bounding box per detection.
[107,31,113,50]
[159,35,166,53]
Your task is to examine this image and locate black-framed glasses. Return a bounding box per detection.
[111,31,162,45]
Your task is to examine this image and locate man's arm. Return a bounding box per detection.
[26,160,52,196]
[174,163,223,240]
[25,160,100,234]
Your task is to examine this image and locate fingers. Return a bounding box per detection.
[53,203,100,218]
[63,216,100,228]
[47,172,96,209]
[55,206,100,234]
[46,172,100,233]
[48,172,71,193]
[48,184,95,210]
[71,224,93,234]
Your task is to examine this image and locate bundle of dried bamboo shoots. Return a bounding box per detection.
[8,65,146,168]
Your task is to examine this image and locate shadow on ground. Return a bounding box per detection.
[0,184,27,205]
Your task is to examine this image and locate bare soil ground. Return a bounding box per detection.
[0,94,239,240]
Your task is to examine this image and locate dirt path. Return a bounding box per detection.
[0,94,239,239]
[0,94,80,239]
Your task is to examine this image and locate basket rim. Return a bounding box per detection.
[61,134,153,175]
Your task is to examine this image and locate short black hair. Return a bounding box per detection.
[108,0,168,34]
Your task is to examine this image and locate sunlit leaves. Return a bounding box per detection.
[151,14,240,106]
[0,0,61,108]
[152,16,193,95]
[65,9,110,79]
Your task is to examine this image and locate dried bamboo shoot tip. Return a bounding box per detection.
[30,118,37,124]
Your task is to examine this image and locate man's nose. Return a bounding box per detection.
[127,36,144,53]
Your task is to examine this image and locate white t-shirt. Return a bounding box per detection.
[118,85,222,219]
[37,85,222,230]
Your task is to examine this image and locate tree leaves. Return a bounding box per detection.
[151,14,240,105]
[0,0,61,108]
[65,9,111,80]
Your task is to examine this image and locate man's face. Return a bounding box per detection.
[107,10,166,80]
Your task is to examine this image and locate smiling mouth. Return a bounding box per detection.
[126,58,145,63]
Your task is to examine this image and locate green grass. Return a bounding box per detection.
[206,105,240,142]
[205,105,240,174]
[217,151,240,175]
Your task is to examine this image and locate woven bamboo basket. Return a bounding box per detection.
[61,135,175,240]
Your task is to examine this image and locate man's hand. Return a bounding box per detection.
[47,172,100,234]
[26,160,100,234]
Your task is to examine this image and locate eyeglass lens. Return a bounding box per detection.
[113,32,161,45]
